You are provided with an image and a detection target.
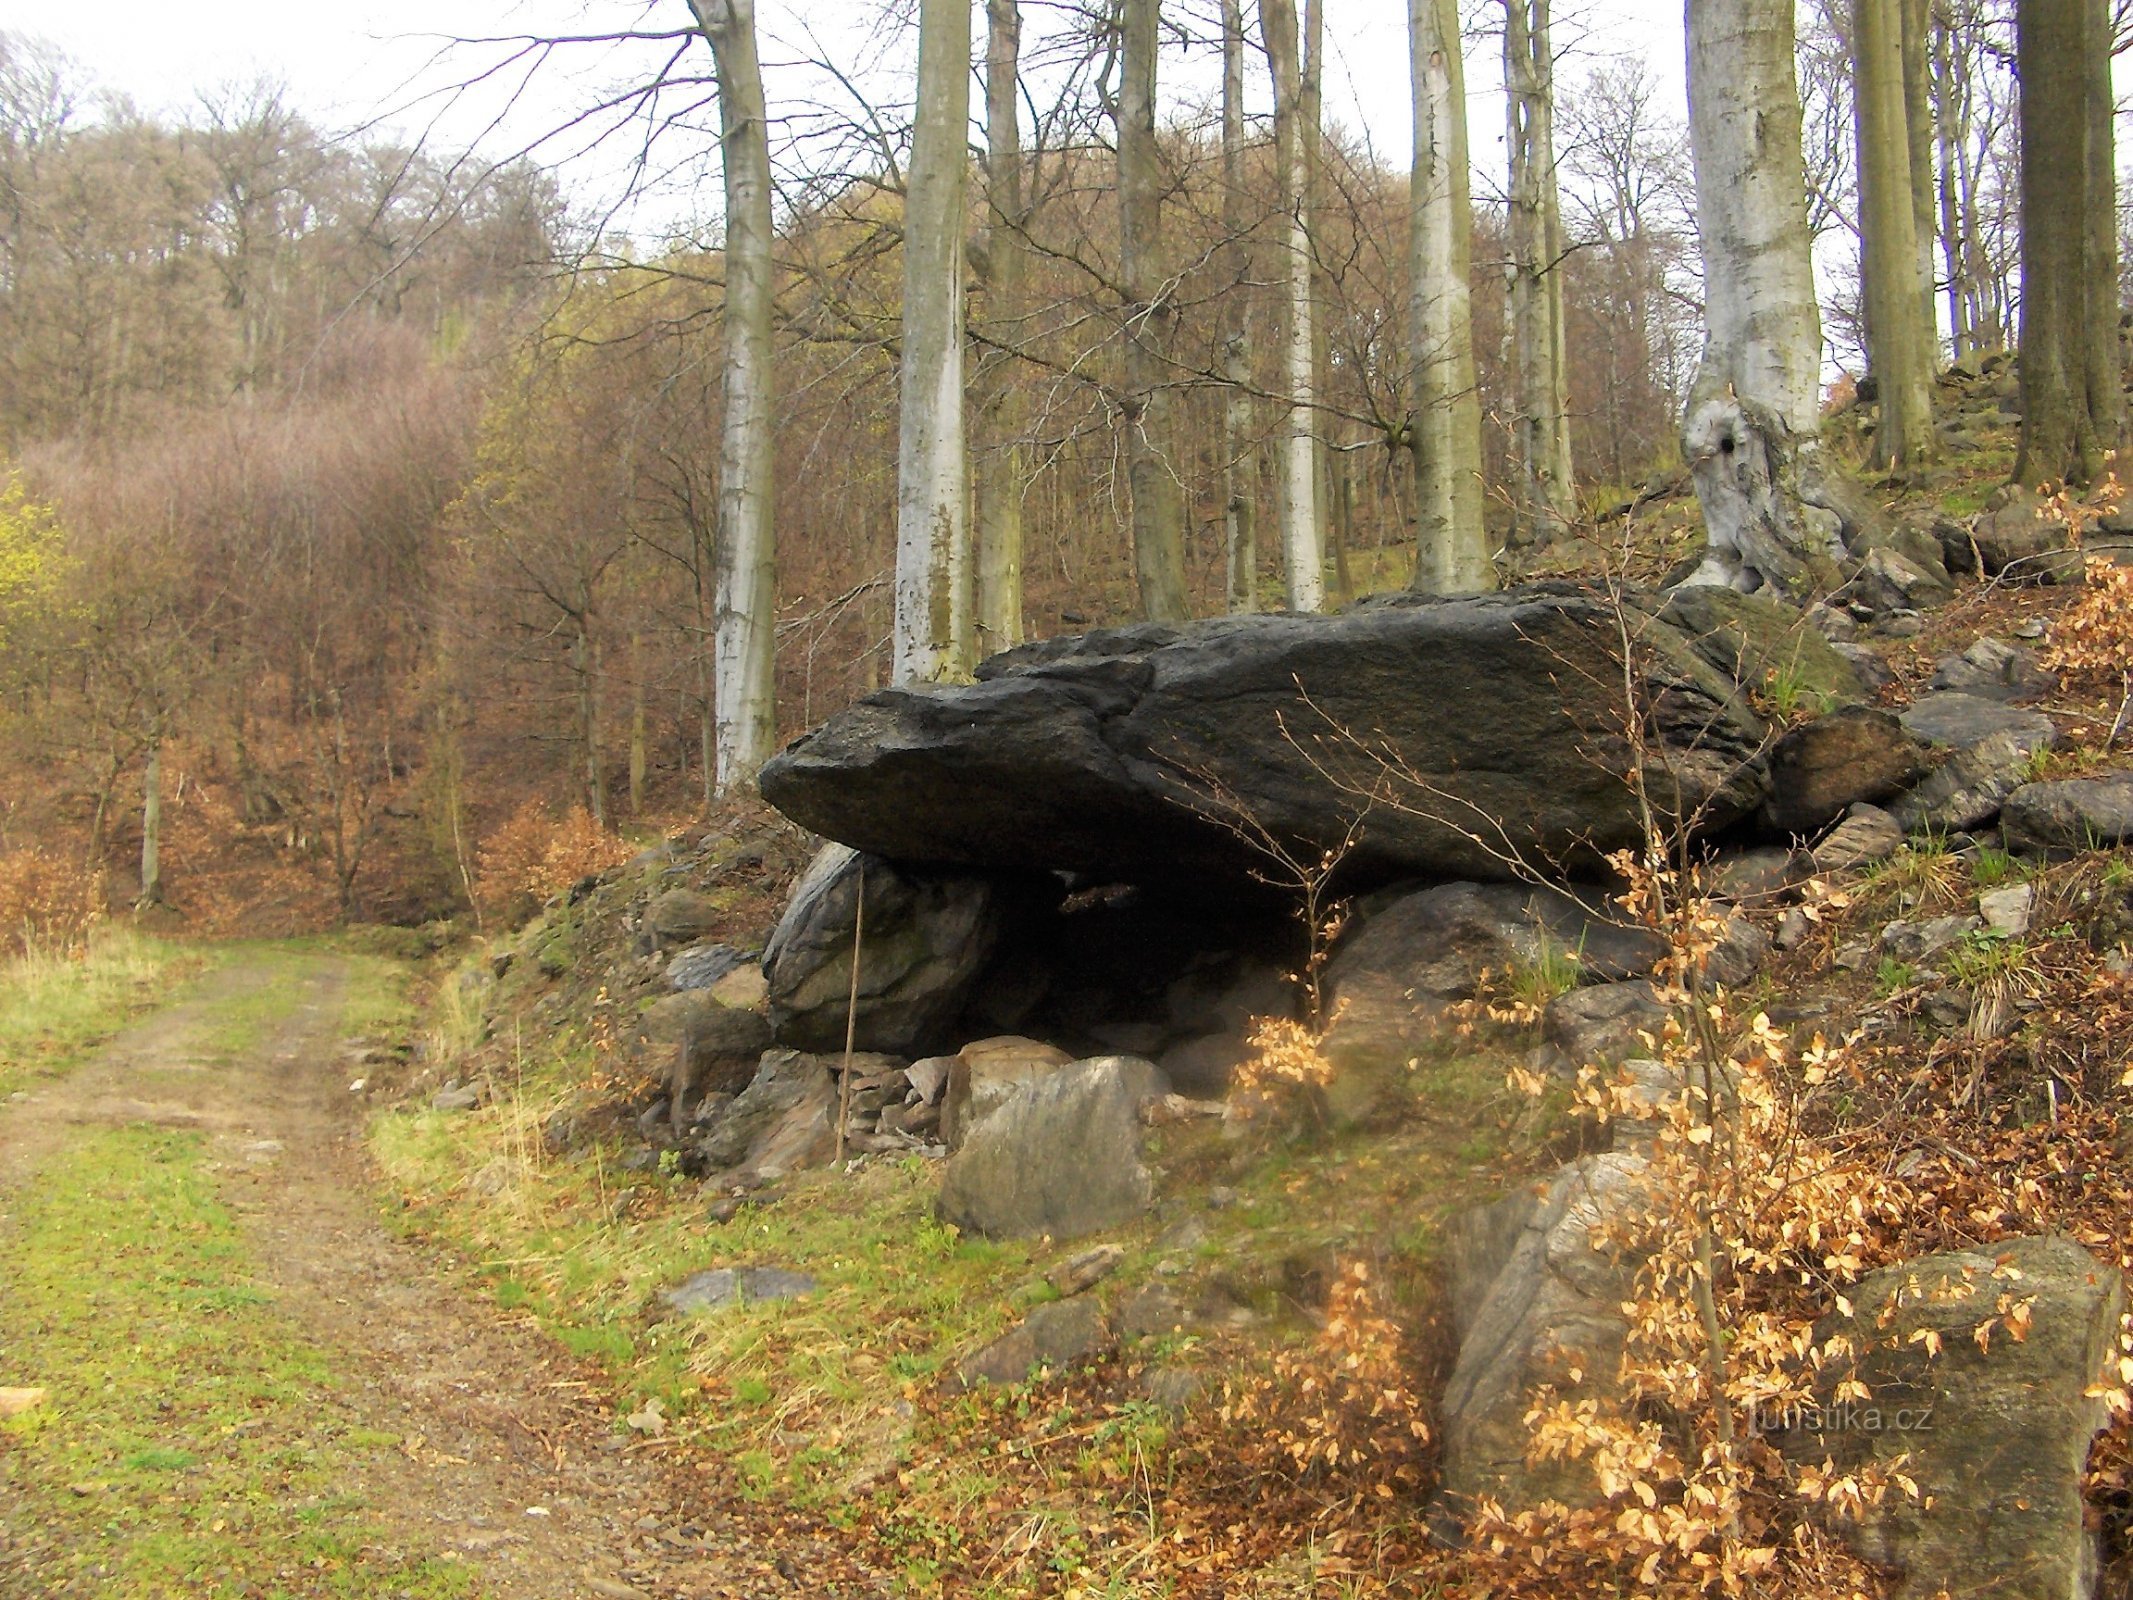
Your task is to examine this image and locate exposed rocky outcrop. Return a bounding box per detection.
[1437,1152,1653,1518]
[936,1056,1168,1240]
[762,845,1031,1053]
[1778,1236,2123,1600]
[1318,881,1666,1121]
[2004,773,2133,857]
[760,587,1781,891]
[1891,730,2043,835]
[1899,693,2060,758]
[696,1049,839,1180]
[939,1034,1075,1150]
[1926,638,2055,702]
[640,992,774,1127]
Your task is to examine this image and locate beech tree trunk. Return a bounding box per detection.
[690,0,780,787]
[1931,13,1973,358]
[1264,0,1323,611]
[976,0,1027,655]
[2013,0,2124,489]
[1220,0,1258,614]
[1682,0,1841,596]
[1407,0,1492,594]
[1855,0,1934,468]
[1119,0,1189,622]
[137,732,163,909]
[895,0,974,682]
[628,629,647,812]
[1503,0,1576,544]
[1898,0,1938,351]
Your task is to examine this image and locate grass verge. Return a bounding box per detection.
[369,1014,1525,1596]
[0,927,207,1097]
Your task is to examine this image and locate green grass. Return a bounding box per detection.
[0,928,204,1097]
[0,1123,476,1598]
[1971,847,2027,889]
[369,1024,1524,1516]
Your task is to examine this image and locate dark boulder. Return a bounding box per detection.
[759,587,1775,891]
[2003,773,2133,857]
[761,845,1032,1053]
[1760,705,1929,836]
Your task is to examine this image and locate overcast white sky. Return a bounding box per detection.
[1,0,1689,233]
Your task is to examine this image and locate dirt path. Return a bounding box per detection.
[0,951,873,1600]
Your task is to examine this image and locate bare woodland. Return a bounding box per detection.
[0,1,2123,926]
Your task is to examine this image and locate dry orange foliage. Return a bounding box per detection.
[1220,1257,1431,1484]
[0,846,101,954]
[474,799,633,923]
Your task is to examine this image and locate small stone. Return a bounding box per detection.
[1047,1244,1126,1298]
[1812,804,1905,872]
[1968,490,2074,578]
[1832,643,1897,694]
[431,1084,481,1113]
[1774,909,1813,950]
[1139,1367,1204,1410]
[1880,915,1982,964]
[905,1056,954,1106]
[1157,1216,1210,1252]
[646,888,725,948]
[1706,915,1772,987]
[1925,638,2054,703]
[0,1387,48,1418]
[1117,1283,1193,1340]
[956,1298,1110,1387]
[1708,847,1807,905]
[659,1266,816,1316]
[1978,883,2034,938]
[1541,980,1667,1073]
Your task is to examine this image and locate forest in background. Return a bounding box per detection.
[0,0,2099,934]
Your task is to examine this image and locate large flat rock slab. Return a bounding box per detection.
[760,588,1774,888]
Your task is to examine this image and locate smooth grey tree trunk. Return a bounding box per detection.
[895,0,974,682]
[1898,0,1938,352]
[690,0,780,788]
[137,733,162,909]
[1407,0,1492,594]
[1220,0,1258,614]
[1681,0,1842,596]
[1119,0,1189,622]
[2013,0,2124,488]
[976,0,1027,656]
[1854,0,1934,468]
[1264,0,1324,610]
[1503,0,1576,545]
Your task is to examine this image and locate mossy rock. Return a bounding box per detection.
[1658,586,1865,710]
